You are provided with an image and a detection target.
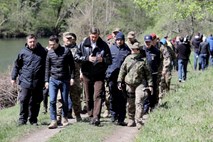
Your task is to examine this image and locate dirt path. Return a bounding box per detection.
[16,119,76,142]
[103,126,139,142]
[16,115,147,142]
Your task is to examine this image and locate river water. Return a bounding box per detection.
[0,38,48,73]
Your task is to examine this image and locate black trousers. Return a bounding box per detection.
[143,74,159,112]
[43,88,48,111]
[109,80,127,123]
[19,87,43,124]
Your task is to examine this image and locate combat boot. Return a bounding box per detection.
[62,117,69,127]
[136,122,144,130]
[103,110,110,118]
[48,120,57,129]
[127,119,136,127]
[76,115,82,122]
[57,115,61,125]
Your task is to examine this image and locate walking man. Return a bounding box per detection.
[45,35,75,129]
[11,34,47,126]
[105,32,131,126]
[142,34,162,113]
[75,27,112,126]
[117,42,153,129]
[57,32,83,122]
[176,37,191,82]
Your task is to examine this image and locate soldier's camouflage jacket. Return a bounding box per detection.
[160,45,176,73]
[117,53,153,87]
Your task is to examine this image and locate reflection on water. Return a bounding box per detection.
[0,38,48,73]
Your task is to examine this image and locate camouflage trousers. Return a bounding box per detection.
[103,83,110,111]
[159,71,172,99]
[126,84,148,124]
[57,81,82,118]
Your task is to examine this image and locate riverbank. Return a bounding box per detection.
[0,71,18,109]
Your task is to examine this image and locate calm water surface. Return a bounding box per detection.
[0,38,48,73]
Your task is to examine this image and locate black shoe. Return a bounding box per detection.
[30,122,38,126]
[116,121,127,126]
[111,116,117,122]
[81,109,87,114]
[90,119,100,126]
[94,120,100,126]
[18,121,26,126]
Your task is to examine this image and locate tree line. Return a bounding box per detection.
[0,0,212,40]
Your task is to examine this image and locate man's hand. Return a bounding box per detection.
[149,86,153,95]
[45,82,49,89]
[96,56,103,63]
[117,82,122,90]
[89,55,96,63]
[11,80,16,86]
[70,79,75,86]
[80,72,83,81]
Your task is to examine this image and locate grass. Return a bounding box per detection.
[0,103,116,142]
[0,105,50,142]
[1,59,213,142]
[136,68,213,142]
[48,121,115,142]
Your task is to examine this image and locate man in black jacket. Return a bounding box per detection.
[75,27,112,126]
[11,34,47,126]
[176,37,191,82]
[45,35,75,129]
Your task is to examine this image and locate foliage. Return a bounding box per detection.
[134,0,213,37]
[0,0,212,40]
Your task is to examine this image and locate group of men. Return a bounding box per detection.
[11,27,177,130]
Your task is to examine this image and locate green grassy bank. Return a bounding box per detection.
[0,68,213,142]
[136,69,213,142]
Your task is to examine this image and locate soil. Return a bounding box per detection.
[16,116,147,142]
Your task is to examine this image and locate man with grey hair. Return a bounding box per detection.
[75,27,112,126]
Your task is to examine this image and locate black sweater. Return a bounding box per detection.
[176,43,191,60]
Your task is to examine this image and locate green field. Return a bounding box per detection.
[0,60,213,142]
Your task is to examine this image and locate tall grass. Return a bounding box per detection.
[136,68,213,142]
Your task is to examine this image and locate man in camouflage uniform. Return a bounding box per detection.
[126,31,140,49]
[103,28,121,118]
[57,32,82,122]
[107,28,121,47]
[117,42,153,130]
[159,38,175,103]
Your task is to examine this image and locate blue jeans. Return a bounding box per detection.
[178,59,188,81]
[194,52,199,70]
[209,54,213,67]
[199,54,207,71]
[49,77,70,120]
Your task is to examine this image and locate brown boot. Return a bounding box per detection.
[57,115,61,125]
[62,117,69,127]
[136,122,143,130]
[48,120,57,129]
[127,119,136,127]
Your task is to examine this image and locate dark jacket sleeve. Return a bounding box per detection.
[11,52,23,80]
[74,42,89,63]
[45,53,50,82]
[68,50,75,79]
[103,43,112,65]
